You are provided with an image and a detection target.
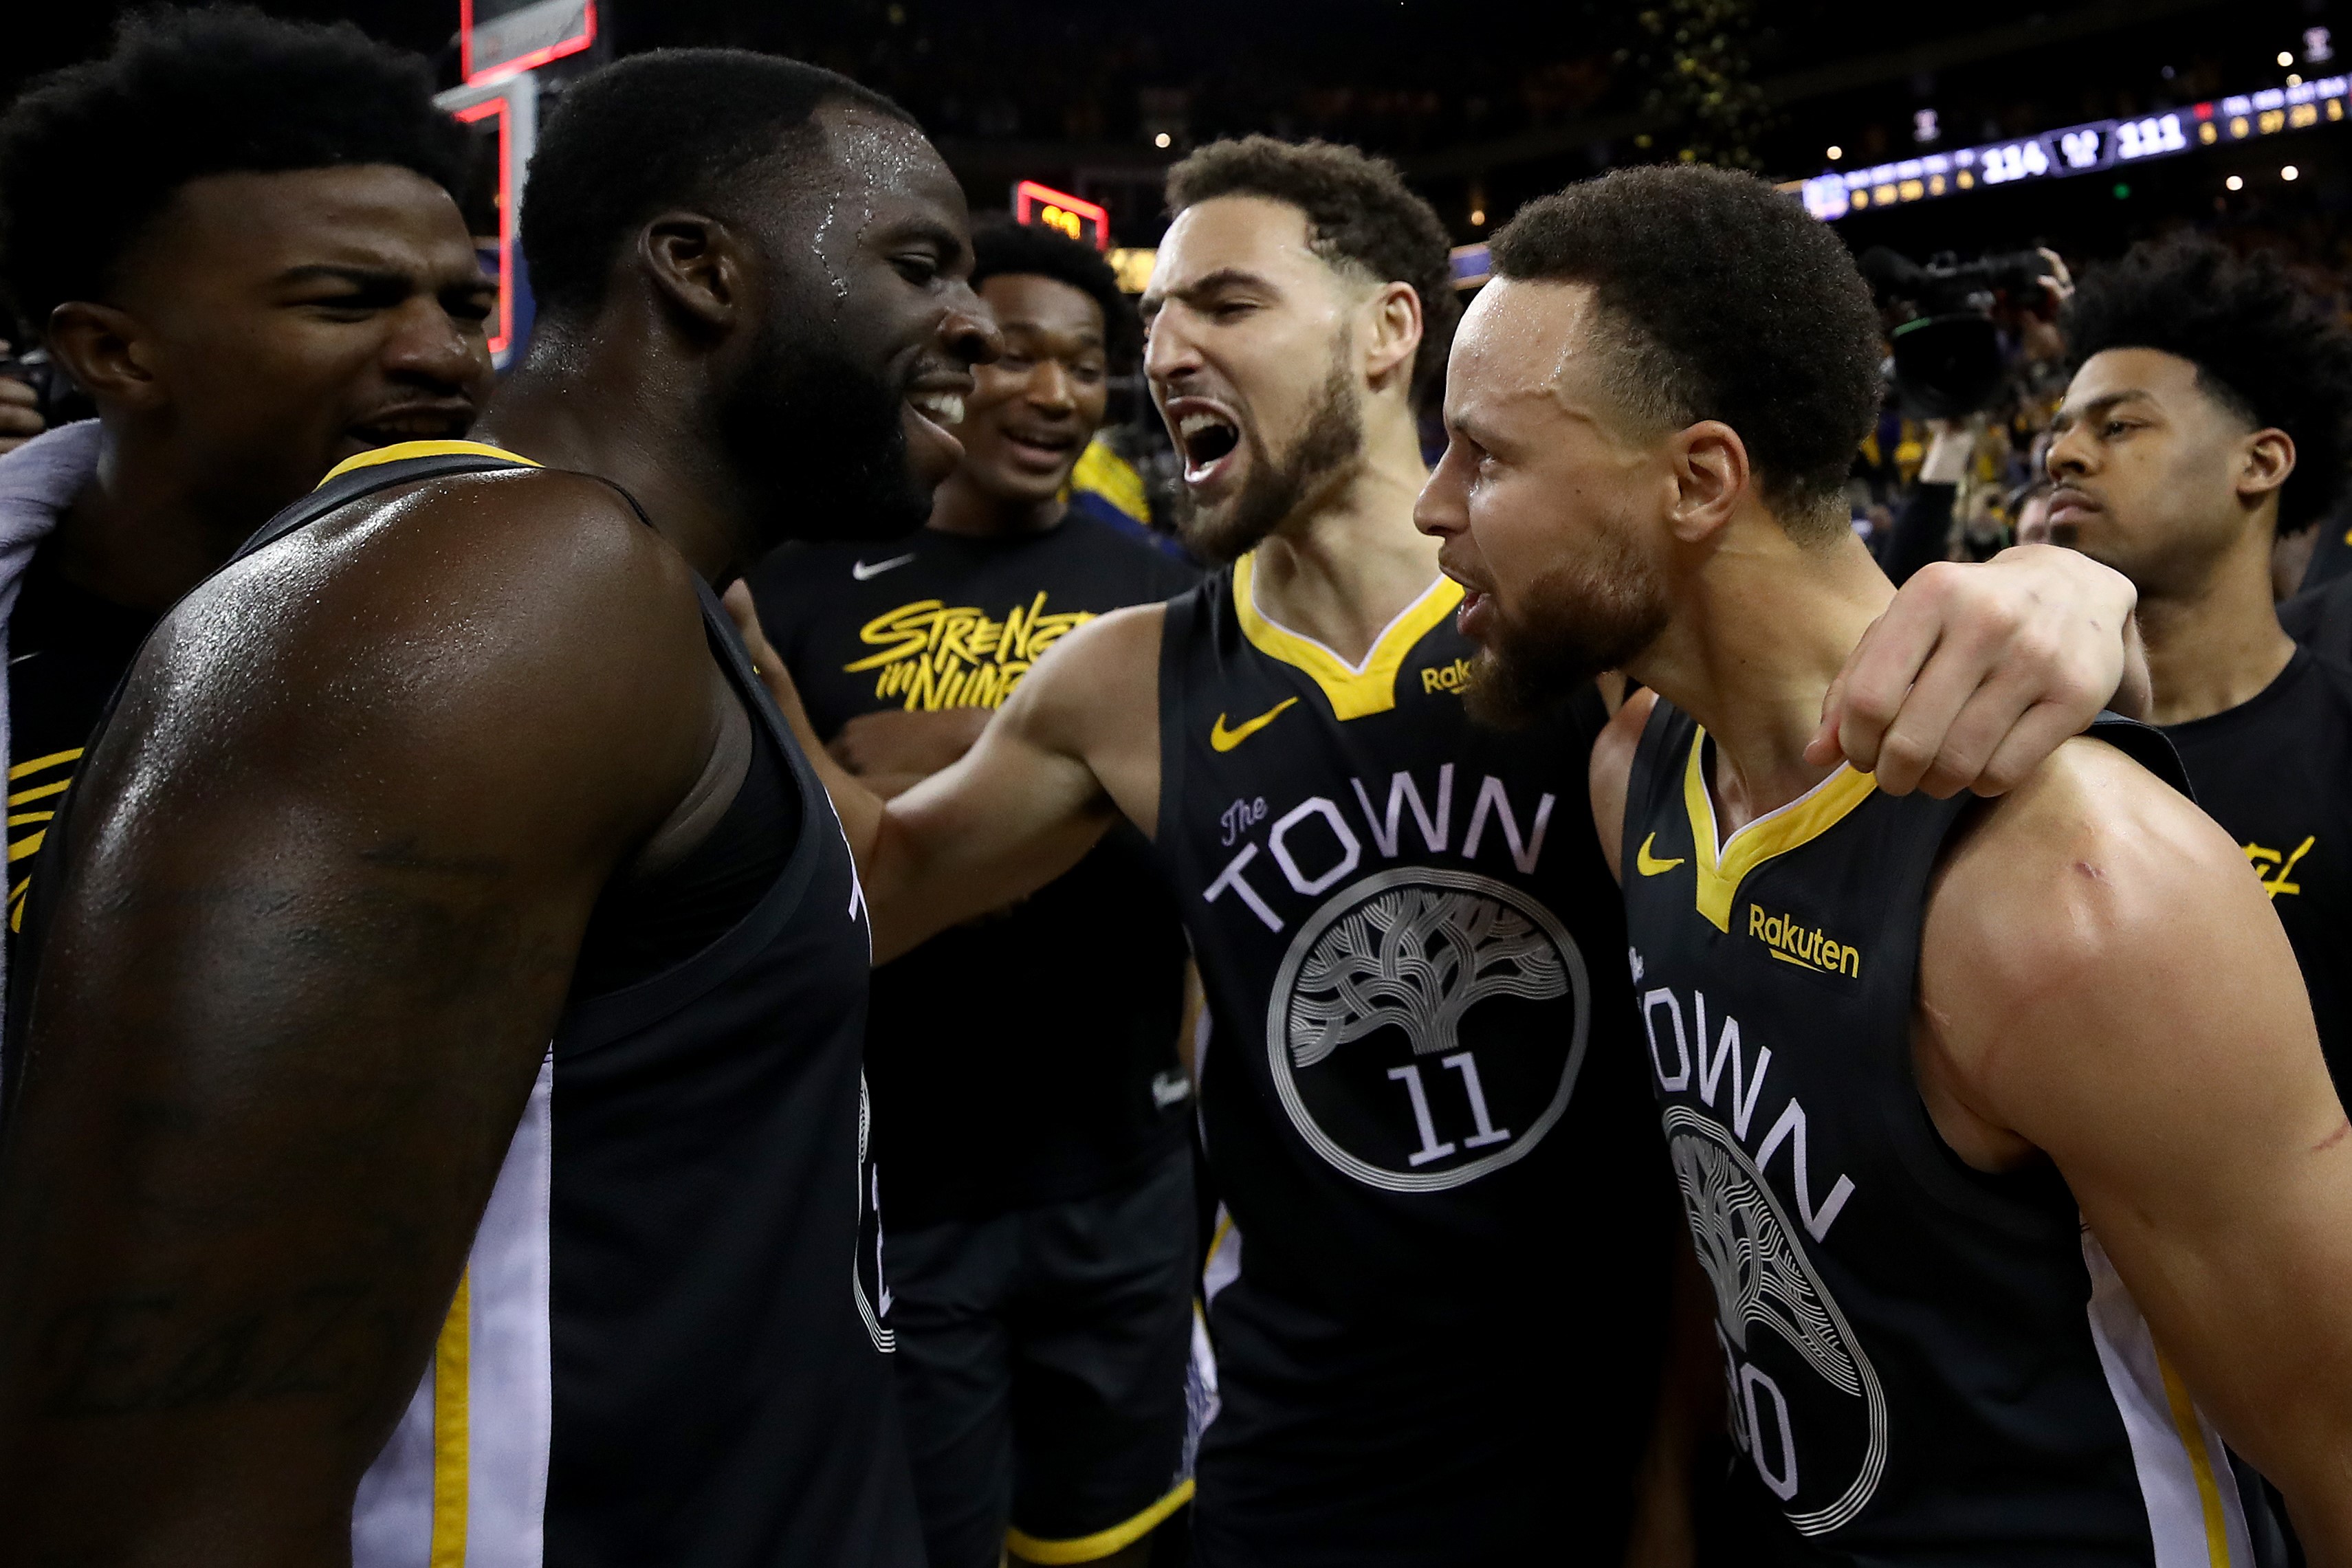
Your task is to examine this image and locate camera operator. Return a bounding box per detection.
[0,10,493,982]
[1865,245,2071,583]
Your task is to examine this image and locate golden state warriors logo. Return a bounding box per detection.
[1266,866,1588,1193]
[1665,1105,1885,1534]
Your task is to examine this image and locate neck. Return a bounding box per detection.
[1244,393,1440,663]
[927,467,1064,539]
[1627,511,1892,836]
[52,418,263,612]
[2135,518,2297,726]
[477,313,754,583]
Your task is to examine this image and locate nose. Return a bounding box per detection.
[1143,307,1202,391]
[1027,360,1077,416]
[1414,437,1472,540]
[940,280,1002,369]
[2045,423,2093,482]
[388,294,492,399]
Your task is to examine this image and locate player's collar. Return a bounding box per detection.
[1231,551,1462,720]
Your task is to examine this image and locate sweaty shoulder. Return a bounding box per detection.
[124,467,718,859]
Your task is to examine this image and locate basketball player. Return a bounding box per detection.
[0,52,997,1565]
[734,137,2159,1566]
[2047,236,2352,1108]
[749,222,1200,1568]
[1418,163,2352,1560]
[0,8,494,962]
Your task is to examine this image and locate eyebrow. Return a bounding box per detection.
[1139,266,1275,322]
[2049,389,2151,430]
[878,217,969,271]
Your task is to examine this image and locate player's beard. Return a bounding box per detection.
[723,311,934,544]
[1462,524,1672,729]
[1174,350,1365,566]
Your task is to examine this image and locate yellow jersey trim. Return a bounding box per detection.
[8,747,82,781]
[2154,1345,2233,1568]
[1230,553,1462,721]
[318,439,538,487]
[1005,1477,1196,1564]
[429,1273,471,1568]
[1682,725,1876,932]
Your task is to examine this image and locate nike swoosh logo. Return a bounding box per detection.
[851,553,916,581]
[1210,696,1299,752]
[1636,832,1686,876]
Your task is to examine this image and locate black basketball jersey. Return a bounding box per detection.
[1621,698,2256,1565]
[2163,648,2352,1107]
[11,441,921,1568]
[1154,556,1672,1554]
[749,518,1198,1225]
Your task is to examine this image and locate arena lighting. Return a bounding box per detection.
[461,0,596,87]
[1827,144,1844,159]
[1794,71,2351,220]
[2229,173,2246,189]
[2281,51,2298,67]
[2285,164,2302,179]
[1012,181,1112,250]
[436,72,539,369]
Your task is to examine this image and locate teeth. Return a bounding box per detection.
[1179,412,1225,438]
[910,392,964,426]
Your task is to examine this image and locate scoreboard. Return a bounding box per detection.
[1013,181,1112,251]
[1798,75,2351,221]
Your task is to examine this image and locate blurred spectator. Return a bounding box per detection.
[0,8,491,984]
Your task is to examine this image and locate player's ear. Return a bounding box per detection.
[639,210,743,333]
[44,301,162,412]
[2239,427,2295,511]
[1361,280,1422,394]
[1667,420,1749,545]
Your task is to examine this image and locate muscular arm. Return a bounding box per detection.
[0,474,718,1565]
[732,584,1163,964]
[1920,741,2352,1558]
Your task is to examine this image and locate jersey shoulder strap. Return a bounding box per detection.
[2082,709,2196,804]
[230,440,545,564]
[1623,694,1699,872]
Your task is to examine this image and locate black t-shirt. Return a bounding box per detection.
[750,516,1200,1226]
[2164,648,2352,1103]
[5,541,157,943]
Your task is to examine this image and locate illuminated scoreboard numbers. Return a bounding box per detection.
[1979,139,2051,184]
[2112,114,2186,160]
[2059,128,2104,169]
[1011,180,1112,251]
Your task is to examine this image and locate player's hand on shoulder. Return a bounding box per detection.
[1812,543,2145,798]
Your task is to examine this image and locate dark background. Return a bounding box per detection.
[7,1,2348,273]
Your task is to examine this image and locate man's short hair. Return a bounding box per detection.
[970,219,1139,362]
[0,5,470,340]
[1165,136,1458,407]
[523,49,915,324]
[2066,236,2352,535]
[1488,166,1884,534]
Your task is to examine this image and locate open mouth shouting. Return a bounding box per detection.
[1166,397,1244,489]
[345,399,476,454]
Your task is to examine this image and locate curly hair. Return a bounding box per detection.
[1488,166,1883,535]
[523,50,914,324]
[1165,136,1458,408]
[2065,236,2352,535]
[0,5,470,340]
[971,219,1140,364]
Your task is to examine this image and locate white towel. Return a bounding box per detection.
[0,418,104,1008]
